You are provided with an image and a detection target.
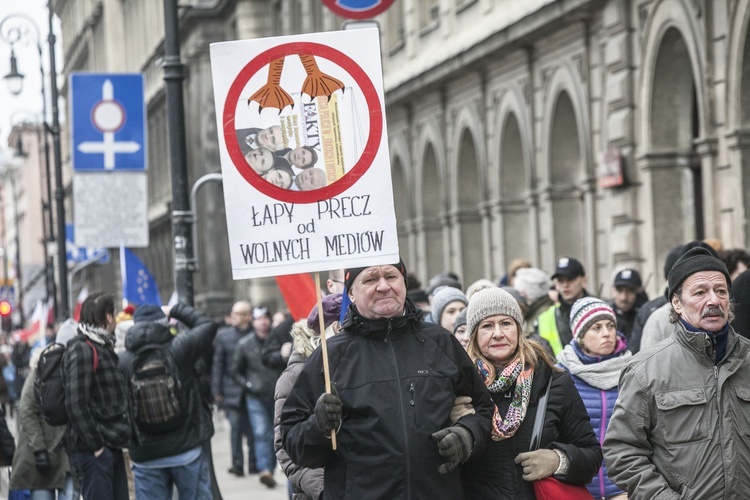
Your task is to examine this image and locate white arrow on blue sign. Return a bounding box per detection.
[71,73,147,171]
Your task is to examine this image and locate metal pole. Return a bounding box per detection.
[162,0,194,307]
[47,3,69,319]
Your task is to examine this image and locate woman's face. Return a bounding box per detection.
[580,319,617,357]
[476,314,518,366]
[454,324,470,350]
[440,300,466,332]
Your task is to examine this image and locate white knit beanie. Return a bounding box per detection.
[467,288,524,336]
[513,267,551,303]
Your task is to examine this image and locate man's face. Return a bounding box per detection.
[253,314,271,337]
[554,275,586,303]
[257,126,284,151]
[672,271,730,332]
[289,147,315,168]
[612,286,638,312]
[231,302,252,329]
[263,168,293,189]
[245,147,274,174]
[348,265,407,319]
[295,168,326,191]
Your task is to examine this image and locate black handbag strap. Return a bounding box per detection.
[529,372,553,451]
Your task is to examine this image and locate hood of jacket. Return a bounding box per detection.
[124,320,172,352]
[341,297,424,339]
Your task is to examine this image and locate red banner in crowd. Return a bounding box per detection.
[275,273,318,321]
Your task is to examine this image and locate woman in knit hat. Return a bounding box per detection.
[452,309,470,349]
[557,297,631,500]
[273,293,342,499]
[462,288,601,499]
[429,286,469,332]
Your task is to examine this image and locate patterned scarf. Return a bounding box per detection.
[476,357,534,441]
[78,323,115,348]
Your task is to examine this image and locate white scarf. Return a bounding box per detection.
[78,323,115,348]
[556,344,631,390]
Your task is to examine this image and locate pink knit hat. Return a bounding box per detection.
[569,297,617,340]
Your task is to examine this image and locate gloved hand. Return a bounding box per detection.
[34,450,50,473]
[450,396,475,424]
[431,425,474,474]
[514,449,560,481]
[313,391,343,435]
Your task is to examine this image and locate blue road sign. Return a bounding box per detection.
[66,224,110,265]
[71,73,147,171]
[0,286,14,301]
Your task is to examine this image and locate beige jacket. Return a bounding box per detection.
[603,322,750,499]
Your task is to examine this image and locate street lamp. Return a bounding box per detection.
[0,8,68,319]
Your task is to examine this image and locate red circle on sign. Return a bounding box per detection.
[223,42,383,204]
[322,0,396,20]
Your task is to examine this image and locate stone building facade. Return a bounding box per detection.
[51,0,750,311]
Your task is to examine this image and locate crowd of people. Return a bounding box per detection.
[0,237,748,499]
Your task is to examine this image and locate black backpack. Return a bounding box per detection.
[34,339,98,426]
[129,345,187,435]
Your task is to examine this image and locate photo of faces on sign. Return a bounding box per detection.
[236,125,327,192]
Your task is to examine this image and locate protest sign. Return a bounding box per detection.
[210,28,399,279]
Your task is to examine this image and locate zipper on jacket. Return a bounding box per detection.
[409,382,420,427]
[599,389,607,499]
[386,320,413,500]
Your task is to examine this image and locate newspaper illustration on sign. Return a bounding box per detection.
[210,28,399,279]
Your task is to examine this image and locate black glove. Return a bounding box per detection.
[431,425,473,474]
[34,450,50,473]
[313,392,343,435]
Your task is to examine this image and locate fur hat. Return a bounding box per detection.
[668,246,731,298]
[344,258,407,291]
[431,287,468,325]
[569,297,617,341]
[467,288,524,336]
[133,304,166,324]
[513,267,551,303]
[307,293,343,333]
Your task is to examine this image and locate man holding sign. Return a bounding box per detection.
[280,260,493,499]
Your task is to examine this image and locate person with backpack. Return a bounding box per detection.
[63,292,131,500]
[11,319,78,499]
[117,302,218,499]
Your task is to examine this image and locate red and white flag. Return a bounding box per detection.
[20,300,48,344]
[73,286,89,321]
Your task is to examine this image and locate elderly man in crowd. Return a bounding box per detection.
[280,259,493,499]
[604,247,750,499]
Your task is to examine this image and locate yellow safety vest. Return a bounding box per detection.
[537,305,564,356]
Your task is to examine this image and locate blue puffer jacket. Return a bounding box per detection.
[561,338,627,500]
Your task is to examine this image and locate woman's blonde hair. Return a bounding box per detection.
[466,318,558,380]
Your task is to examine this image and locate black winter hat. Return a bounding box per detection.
[133,304,166,323]
[668,247,731,298]
[344,258,407,291]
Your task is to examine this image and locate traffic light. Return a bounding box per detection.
[0,300,11,333]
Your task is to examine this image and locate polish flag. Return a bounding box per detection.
[73,286,89,321]
[20,300,47,344]
[275,274,318,321]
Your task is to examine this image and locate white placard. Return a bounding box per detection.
[73,172,149,248]
[210,28,399,279]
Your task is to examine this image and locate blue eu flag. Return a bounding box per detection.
[120,246,162,306]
